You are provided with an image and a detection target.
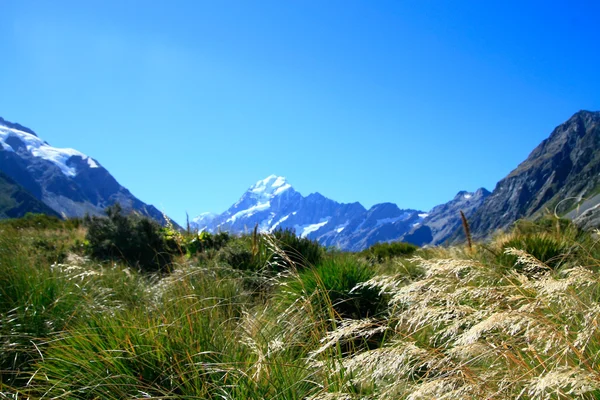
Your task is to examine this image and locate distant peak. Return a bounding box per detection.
[453,188,491,201]
[249,175,292,196]
[475,187,491,197]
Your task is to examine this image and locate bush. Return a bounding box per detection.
[280,255,385,320]
[217,240,257,271]
[496,233,572,271]
[361,241,418,262]
[185,231,231,256]
[271,227,323,269]
[85,204,178,273]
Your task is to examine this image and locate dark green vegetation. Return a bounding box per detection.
[85,203,179,273]
[2,211,600,399]
[360,240,418,262]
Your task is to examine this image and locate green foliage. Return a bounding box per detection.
[0,212,81,230]
[217,240,257,271]
[280,255,385,320]
[185,230,231,256]
[6,207,600,399]
[361,240,418,262]
[271,227,323,269]
[85,203,178,273]
[0,230,80,386]
[496,233,572,271]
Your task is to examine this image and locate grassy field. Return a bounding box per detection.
[1,213,600,399]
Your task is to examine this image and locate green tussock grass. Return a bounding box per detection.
[2,213,600,399]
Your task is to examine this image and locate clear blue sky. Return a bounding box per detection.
[1,1,599,225]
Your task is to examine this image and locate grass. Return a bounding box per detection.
[2,214,600,398]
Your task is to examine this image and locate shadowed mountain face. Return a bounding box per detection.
[0,117,171,224]
[0,170,60,219]
[401,188,490,246]
[192,175,489,251]
[463,110,600,239]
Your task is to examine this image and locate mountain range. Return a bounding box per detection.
[193,110,600,250]
[0,117,169,223]
[1,110,599,251]
[191,174,490,251]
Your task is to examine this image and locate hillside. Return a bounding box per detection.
[464,110,600,239]
[0,116,172,224]
[0,171,60,219]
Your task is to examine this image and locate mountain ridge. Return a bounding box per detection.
[192,174,488,251]
[0,116,173,225]
[463,110,600,240]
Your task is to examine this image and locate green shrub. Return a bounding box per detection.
[496,233,572,271]
[280,255,385,320]
[0,212,82,230]
[185,230,231,256]
[361,241,418,262]
[217,240,257,271]
[85,204,178,273]
[271,227,323,269]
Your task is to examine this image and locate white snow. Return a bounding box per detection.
[192,212,217,224]
[336,226,345,233]
[272,176,286,188]
[0,140,14,152]
[226,201,270,223]
[269,213,291,232]
[376,215,409,226]
[273,183,291,195]
[87,157,99,168]
[418,213,429,218]
[0,124,98,177]
[464,194,473,199]
[296,220,329,238]
[249,175,291,197]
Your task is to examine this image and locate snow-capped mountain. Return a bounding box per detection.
[192,175,491,250]
[0,116,170,223]
[193,175,443,250]
[192,175,368,240]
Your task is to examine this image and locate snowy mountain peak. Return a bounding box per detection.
[249,175,292,197]
[0,122,99,177]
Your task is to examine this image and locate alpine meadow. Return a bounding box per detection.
[2,1,600,399]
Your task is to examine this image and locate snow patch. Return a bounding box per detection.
[296,220,329,238]
[273,183,291,195]
[336,226,345,233]
[272,176,286,188]
[418,213,429,218]
[0,125,98,177]
[87,157,99,168]
[464,194,472,199]
[269,213,291,232]
[376,216,409,226]
[226,201,270,223]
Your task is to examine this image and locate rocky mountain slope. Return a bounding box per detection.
[192,175,488,251]
[0,116,170,223]
[0,170,60,219]
[400,188,491,246]
[464,110,600,239]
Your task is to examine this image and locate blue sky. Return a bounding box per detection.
[1,0,599,225]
